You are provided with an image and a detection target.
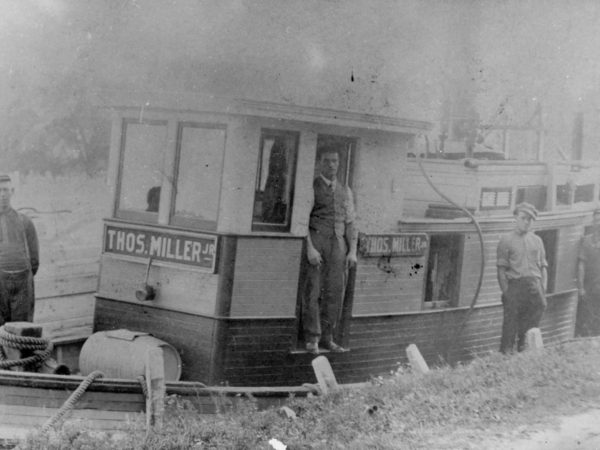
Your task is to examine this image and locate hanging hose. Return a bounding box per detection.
[0,326,53,370]
[40,370,105,434]
[417,157,486,362]
[137,375,149,398]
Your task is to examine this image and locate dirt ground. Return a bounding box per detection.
[475,409,600,450]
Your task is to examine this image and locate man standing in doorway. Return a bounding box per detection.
[497,202,547,353]
[0,175,39,325]
[303,147,357,355]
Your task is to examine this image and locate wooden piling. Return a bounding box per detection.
[406,343,430,374]
[145,347,165,432]
[3,322,43,372]
[525,328,543,351]
[311,356,339,395]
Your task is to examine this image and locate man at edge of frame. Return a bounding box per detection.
[0,174,39,326]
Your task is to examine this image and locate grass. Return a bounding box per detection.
[17,338,600,450]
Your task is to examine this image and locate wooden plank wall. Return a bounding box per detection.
[229,238,303,317]
[97,255,219,316]
[458,223,583,308]
[219,291,577,386]
[15,173,109,344]
[352,255,426,315]
[459,231,503,307]
[94,298,215,383]
[34,244,98,342]
[0,386,144,434]
[403,160,477,217]
[404,160,550,218]
[221,318,298,385]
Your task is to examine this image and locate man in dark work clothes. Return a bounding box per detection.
[302,147,357,355]
[576,209,600,336]
[0,175,39,325]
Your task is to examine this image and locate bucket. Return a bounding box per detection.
[79,329,182,381]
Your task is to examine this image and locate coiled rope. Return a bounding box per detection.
[0,326,108,435]
[40,370,105,433]
[0,326,53,370]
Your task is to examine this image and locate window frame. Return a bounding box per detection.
[251,129,300,233]
[114,118,168,224]
[169,122,227,231]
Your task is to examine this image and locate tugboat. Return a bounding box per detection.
[91,92,588,385]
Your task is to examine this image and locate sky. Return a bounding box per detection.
[2,0,600,157]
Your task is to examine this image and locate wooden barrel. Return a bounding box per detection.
[79,329,182,381]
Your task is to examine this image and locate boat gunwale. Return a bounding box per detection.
[0,370,316,397]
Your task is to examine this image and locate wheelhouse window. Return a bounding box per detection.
[516,185,547,212]
[116,120,168,222]
[574,184,594,203]
[424,234,463,308]
[171,124,226,230]
[556,183,573,206]
[252,130,299,232]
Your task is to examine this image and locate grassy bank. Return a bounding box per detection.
[19,338,600,450]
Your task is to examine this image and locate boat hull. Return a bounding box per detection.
[94,289,577,386]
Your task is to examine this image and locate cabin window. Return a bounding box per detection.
[556,183,573,206]
[252,130,299,231]
[536,229,557,294]
[516,185,546,212]
[480,187,511,210]
[171,124,226,230]
[574,184,594,203]
[116,120,168,222]
[424,234,463,308]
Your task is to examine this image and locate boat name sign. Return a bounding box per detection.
[104,224,217,271]
[358,233,428,257]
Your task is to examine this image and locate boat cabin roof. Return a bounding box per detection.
[102,92,433,238]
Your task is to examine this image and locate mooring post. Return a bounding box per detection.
[406,343,429,374]
[145,347,165,433]
[311,356,339,395]
[3,322,43,371]
[525,328,543,351]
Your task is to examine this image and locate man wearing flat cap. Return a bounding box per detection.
[497,202,547,353]
[0,175,39,325]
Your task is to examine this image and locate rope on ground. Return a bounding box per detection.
[0,326,53,370]
[40,370,104,434]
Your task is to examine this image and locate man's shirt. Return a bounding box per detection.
[497,230,547,280]
[0,208,39,273]
[309,177,355,238]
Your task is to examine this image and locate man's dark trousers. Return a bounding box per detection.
[302,230,347,345]
[0,270,34,325]
[500,277,546,353]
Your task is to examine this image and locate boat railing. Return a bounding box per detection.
[405,157,600,218]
